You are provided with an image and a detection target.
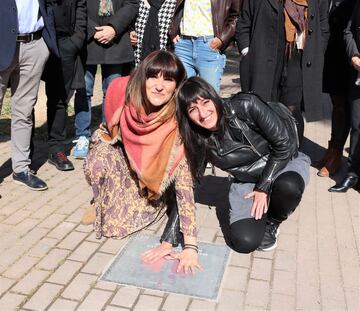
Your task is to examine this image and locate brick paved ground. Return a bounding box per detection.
[0,48,359,311]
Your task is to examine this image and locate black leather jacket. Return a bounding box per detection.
[208,93,297,193]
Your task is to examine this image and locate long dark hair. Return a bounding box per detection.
[176,77,225,180]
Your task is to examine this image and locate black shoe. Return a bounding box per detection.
[328,174,359,193]
[48,152,74,171]
[13,171,48,191]
[257,221,280,252]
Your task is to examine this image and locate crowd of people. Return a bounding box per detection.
[0,0,359,270]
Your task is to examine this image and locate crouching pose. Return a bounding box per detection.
[84,51,200,273]
[176,77,310,252]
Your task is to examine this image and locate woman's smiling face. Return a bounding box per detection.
[186,97,218,131]
[145,73,176,108]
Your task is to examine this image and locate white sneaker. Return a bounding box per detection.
[73,136,89,159]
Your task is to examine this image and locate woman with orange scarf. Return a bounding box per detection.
[83,51,200,273]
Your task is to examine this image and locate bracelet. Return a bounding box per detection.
[183,244,199,253]
[184,246,199,253]
[184,243,198,249]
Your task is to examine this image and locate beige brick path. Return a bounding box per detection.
[0,48,359,310]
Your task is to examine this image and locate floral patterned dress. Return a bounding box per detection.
[84,130,197,239]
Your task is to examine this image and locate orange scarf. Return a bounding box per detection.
[103,76,185,200]
[284,0,308,54]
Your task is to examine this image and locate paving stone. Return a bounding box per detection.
[48,298,78,311]
[57,231,87,250]
[143,289,165,297]
[272,270,296,295]
[217,289,244,311]
[77,289,113,311]
[3,256,39,279]
[0,277,16,296]
[245,280,269,308]
[36,248,70,270]
[68,241,99,262]
[105,306,130,311]
[100,237,127,254]
[162,293,190,311]
[344,288,360,311]
[47,260,83,285]
[274,250,296,272]
[223,266,248,291]
[47,222,77,240]
[296,284,321,310]
[250,258,272,281]
[11,269,50,295]
[75,223,95,233]
[197,227,217,243]
[61,273,97,301]
[26,237,58,258]
[133,295,163,311]
[22,283,63,310]
[37,213,67,229]
[230,251,251,268]
[270,293,295,310]
[111,287,140,308]
[0,292,26,311]
[188,299,216,311]
[86,231,105,244]
[95,280,117,291]
[81,252,113,275]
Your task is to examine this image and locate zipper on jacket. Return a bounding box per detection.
[231,109,262,157]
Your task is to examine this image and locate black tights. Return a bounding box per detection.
[288,105,304,149]
[230,171,305,253]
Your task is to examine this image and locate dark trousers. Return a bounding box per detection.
[329,94,351,151]
[45,37,77,154]
[230,171,305,254]
[348,80,360,175]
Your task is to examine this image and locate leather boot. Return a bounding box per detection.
[328,174,359,193]
[317,149,342,177]
[81,202,96,225]
[316,142,343,177]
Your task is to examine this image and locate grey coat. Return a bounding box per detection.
[236,0,329,122]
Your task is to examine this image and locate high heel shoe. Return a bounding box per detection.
[328,174,359,193]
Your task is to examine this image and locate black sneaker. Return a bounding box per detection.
[257,221,280,251]
[13,171,48,191]
[48,152,74,171]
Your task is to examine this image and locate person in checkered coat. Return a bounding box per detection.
[130,0,177,66]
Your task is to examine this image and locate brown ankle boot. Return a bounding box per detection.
[317,148,342,177]
[80,204,96,225]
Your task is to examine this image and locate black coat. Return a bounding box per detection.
[323,0,355,95]
[236,0,329,122]
[209,93,297,193]
[0,0,59,71]
[85,0,139,65]
[344,1,360,64]
[44,0,87,90]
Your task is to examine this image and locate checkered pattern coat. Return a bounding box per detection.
[134,0,176,66]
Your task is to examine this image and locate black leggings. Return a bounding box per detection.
[230,171,305,253]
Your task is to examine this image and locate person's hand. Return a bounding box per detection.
[245,190,269,220]
[141,241,173,263]
[172,248,201,274]
[130,31,138,45]
[173,35,181,44]
[209,37,223,52]
[351,55,360,72]
[94,26,116,44]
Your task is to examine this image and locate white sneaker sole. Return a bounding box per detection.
[258,228,280,252]
[13,180,48,191]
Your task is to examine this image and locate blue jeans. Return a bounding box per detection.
[174,36,226,93]
[74,64,131,138]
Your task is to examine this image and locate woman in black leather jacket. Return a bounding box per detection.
[176,77,311,253]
